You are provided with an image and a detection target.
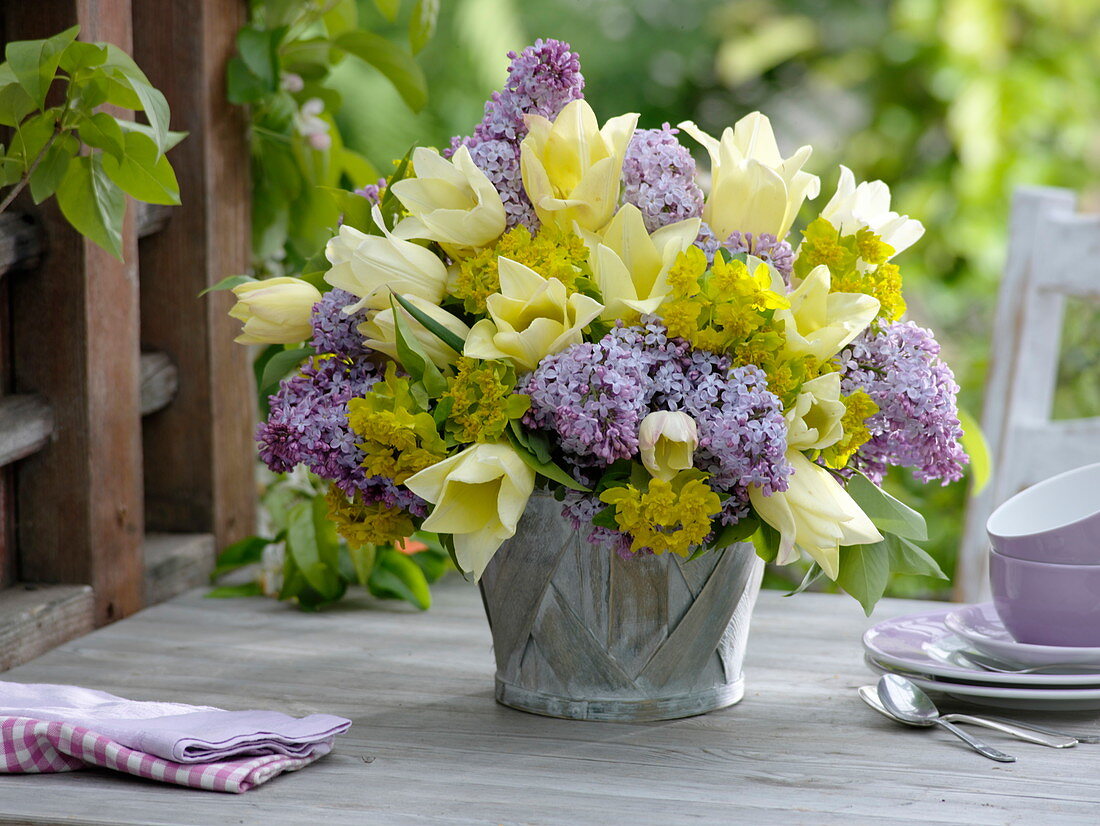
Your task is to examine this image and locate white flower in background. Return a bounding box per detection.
[391,146,507,254]
[679,112,820,242]
[280,72,305,93]
[638,411,699,481]
[229,277,321,344]
[258,542,285,597]
[359,294,469,368]
[821,165,925,264]
[324,206,449,311]
[295,97,331,151]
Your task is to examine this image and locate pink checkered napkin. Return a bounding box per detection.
[1,717,327,793]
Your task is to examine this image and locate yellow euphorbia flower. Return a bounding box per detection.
[358,294,470,368]
[229,277,321,344]
[578,204,700,320]
[678,112,819,242]
[638,411,698,482]
[324,206,448,311]
[821,166,924,264]
[404,442,535,579]
[391,146,507,256]
[463,258,603,372]
[776,264,879,362]
[748,450,882,579]
[785,373,846,452]
[520,99,638,232]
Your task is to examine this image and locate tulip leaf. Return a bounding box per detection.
[211,534,276,581]
[259,346,314,397]
[750,522,781,563]
[368,547,431,610]
[712,514,760,550]
[958,406,991,496]
[506,429,590,492]
[346,542,376,587]
[318,185,374,233]
[389,290,465,355]
[886,533,947,580]
[285,497,344,600]
[199,274,255,297]
[206,582,264,599]
[378,146,413,232]
[836,540,891,616]
[508,420,551,464]
[389,294,448,397]
[785,561,825,597]
[846,471,928,541]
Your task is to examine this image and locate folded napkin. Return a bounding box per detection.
[0,681,352,793]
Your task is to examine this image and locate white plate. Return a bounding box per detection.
[866,657,1100,711]
[862,606,1100,687]
[945,603,1100,668]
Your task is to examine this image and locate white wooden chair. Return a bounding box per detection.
[955,187,1100,601]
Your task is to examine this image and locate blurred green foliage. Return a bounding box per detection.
[327,0,1100,600]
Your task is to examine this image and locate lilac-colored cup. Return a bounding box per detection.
[986,462,1100,565]
[989,550,1100,646]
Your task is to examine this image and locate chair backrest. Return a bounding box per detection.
[955,187,1100,601]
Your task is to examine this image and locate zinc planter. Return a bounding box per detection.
[479,493,765,722]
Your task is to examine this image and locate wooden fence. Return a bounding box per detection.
[0,0,255,669]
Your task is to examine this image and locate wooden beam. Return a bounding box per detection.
[139,351,178,416]
[0,396,53,467]
[2,2,144,625]
[132,0,255,550]
[143,532,215,606]
[135,202,174,239]
[0,583,94,671]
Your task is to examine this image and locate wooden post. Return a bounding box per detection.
[2,1,145,624]
[131,0,255,550]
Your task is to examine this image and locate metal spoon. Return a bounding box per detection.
[858,686,1076,748]
[956,650,1100,676]
[876,674,1017,762]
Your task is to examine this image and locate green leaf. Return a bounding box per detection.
[77,111,125,160]
[0,81,36,128]
[226,56,268,105]
[334,32,427,113]
[236,26,281,91]
[369,547,431,610]
[286,496,344,600]
[836,540,891,616]
[199,274,254,297]
[408,0,439,54]
[206,582,263,598]
[5,25,79,108]
[259,346,313,397]
[508,420,551,463]
[347,543,376,586]
[712,514,760,550]
[390,290,465,354]
[338,147,379,188]
[785,561,825,597]
[101,44,171,154]
[846,471,928,541]
[323,0,360,34]
[318,185,374,232]
[751,522,780,563]
[886,533,947,580]
[55,154,125,259]
[389,294,448,396]
[409,547,448,582]
[378,147,413,230]
[117,121,187,152]
[958,406,991,495]
[211,534,274,581]
[506,429,590,491]
[29,133,77,203]
[9,111,57,171]
[59,40,107,74]
[372,0,401,22]
[101,129,181,205]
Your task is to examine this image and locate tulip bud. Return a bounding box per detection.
[358,294,470,368]
[229,277,321,345]
[638,411,698,481]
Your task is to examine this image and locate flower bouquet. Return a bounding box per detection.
[226,40,967,718]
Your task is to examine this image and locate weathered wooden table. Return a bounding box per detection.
[2,580,1098,824]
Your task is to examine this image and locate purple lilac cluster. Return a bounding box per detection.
[838,321,968,485]
[520,318,790,534]
[447,39,585,230]
[621,125,704,232]
[256,357,425,515]
[309,289,370,358]
[354,178,386,204]
[695,224,795,282]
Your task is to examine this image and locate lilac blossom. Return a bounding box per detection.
[621,124,704,232]
[839,321,968,485]
[309,288,370,358]
[694,222,795,283]
[354,178,386,204]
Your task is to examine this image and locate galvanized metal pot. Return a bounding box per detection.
[479,492,765,722]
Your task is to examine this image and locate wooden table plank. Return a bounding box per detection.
[1,583,1099,824]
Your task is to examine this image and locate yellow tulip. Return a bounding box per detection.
[785,373,846,452]
[748,450,882,579]
[463,258,603,372]
[821,165,924,263]
[324,206,448,311]
[638,411,698,482]
[229,277,321,345]
[520,99,638,233]
[578,204,700,320]
[678,112,819,242]
[358,294,470,368]
[390,146,507,255]
[404,442,535,579]
[776,264,879,362]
